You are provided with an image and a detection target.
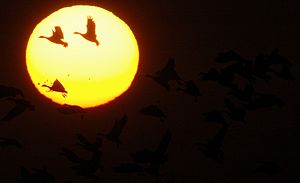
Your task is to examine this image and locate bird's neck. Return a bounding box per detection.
[41,84,50,89]
[39,36,48,39]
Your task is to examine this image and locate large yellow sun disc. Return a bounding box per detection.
[26,5,139,108]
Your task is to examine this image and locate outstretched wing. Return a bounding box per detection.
[2,104,27,121]
[61,148,83,163]
[86,16,96,37]
[0,85,24,99]
[52,79,66,92]
[156,58,181,81]
[140,105,165,118]
[161,58,175,73]
[53,26,64,39]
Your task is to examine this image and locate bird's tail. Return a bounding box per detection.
[95,40,100,46]
[63,42,68,48]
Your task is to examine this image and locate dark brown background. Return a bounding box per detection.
[0,0,299,182]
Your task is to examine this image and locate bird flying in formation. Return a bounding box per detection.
[146,58,182,91]
[61,147,103,182]
[0,85,24,99]
[97,115,127,147]
[42,79,68,98]
[75,133,103,153]
[74,16,100,46]
[114,130,172,179]
[39,26,68,47]
[146,129,172,177]
[199,67,236,88]
[57,104,86,119]
[1,98,35,121]
[176,80,201,102]
[139,104,166,122]
[196,125,228,163]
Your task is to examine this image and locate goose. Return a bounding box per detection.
[97,115,127,147]
[74,16,99,46]
[42,79,68,98]
[146,58,181,91]
[39,26,68,47]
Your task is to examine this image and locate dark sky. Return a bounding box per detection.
[0,0,299,182]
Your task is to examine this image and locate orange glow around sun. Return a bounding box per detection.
[26,5,139,108]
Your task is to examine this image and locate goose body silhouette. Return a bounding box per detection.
[74,16,99,46]
[1,98,35,121]
[176,80,201,102]
[0,85,24,99]
[196,125,227,163]
[146,58,181,91]
[139,105,166,122]
[42,79,68,98]
[76,133,102,153]
[39,26,68,47]
[97,115,127,147]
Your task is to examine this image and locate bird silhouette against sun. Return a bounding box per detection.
[74,16,100,46]
[42,79,68,98]
[39,26,68,47]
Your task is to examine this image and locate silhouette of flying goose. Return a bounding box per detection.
[176,80,201,102]
[42,79,67,98]
[74,16,99,46]
[0,85,24,99]
[39,26,68,47]
[139,104,166,122]
[146,58,181,91]
[97,115,127,147]
[1,98,35,121]
[75,133,102,153]
[57,104,86,119]
[196,125,227,163]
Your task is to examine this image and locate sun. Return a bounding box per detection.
[26,5,139,108]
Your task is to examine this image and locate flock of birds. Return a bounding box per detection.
[37,16,101,98]
[39,16,100,47]
[0,49,296,182]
